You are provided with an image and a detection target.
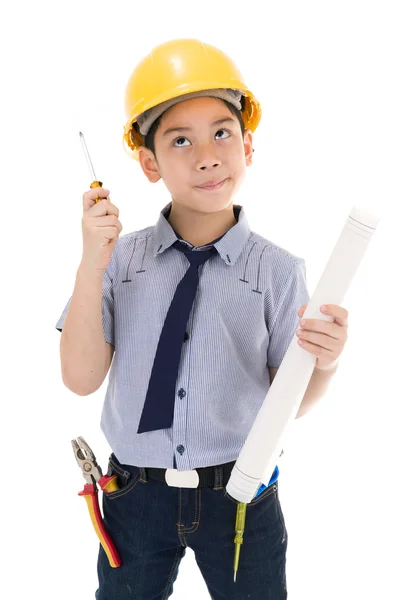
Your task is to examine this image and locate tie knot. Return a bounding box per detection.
[173,240,217,266]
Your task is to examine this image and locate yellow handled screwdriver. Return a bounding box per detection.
[79,131,104,202]
[233,502,247,582]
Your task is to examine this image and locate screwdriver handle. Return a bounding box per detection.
[90,180,104,204]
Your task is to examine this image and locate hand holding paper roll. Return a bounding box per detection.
[295,302,349,371]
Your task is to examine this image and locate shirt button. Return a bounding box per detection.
[177,445,185,454]
[178,388,186,398]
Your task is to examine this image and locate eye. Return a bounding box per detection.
[215,128,230,139]
[172,129,231,147]
[173,136,190,147]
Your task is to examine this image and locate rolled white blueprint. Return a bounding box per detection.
[226,205,380,504]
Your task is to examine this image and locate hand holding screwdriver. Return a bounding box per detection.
[79,132,123,273]
[81,188,123,272]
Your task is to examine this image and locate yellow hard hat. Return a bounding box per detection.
[122,38,262,161]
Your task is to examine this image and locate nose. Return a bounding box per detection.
[195,144,222,171]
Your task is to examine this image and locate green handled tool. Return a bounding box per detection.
[233,502,247,582]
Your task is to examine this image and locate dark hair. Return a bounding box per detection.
[134,97,246,160]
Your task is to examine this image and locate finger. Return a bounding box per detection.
[95,215,123,233]
[297,304,307,316]
[98,226,120,241]
[82,188,111,211]
[297,336,337,357]
[300,319,342,340]
[88,198,119,218]
[297,328,342,348]
[320,304,349,326]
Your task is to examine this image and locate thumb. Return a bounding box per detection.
[298,304,307,316]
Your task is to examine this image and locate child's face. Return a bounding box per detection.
[138,96,253,213]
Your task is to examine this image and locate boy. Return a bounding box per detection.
[56,39,347,599]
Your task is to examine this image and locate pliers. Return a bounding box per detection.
[71,436,121,568]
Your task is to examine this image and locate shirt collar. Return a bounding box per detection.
[152,201,251,266]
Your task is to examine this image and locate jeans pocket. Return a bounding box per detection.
[223,483,277,507]
[223,483,287,545]
[103,456,140,500]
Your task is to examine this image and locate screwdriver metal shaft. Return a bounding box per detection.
[79,131,103,202]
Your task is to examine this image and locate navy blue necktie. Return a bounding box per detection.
[137,240,218,433]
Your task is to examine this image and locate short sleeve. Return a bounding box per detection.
[267,259,310,368]
[55,255,116,346]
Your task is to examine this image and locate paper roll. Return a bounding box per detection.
[226,205,379,504]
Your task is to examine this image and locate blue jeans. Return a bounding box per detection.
[95,454,288,599]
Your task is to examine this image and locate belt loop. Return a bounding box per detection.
[139,466,148,484]
[213,465,224,491]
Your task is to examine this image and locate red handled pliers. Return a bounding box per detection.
[71,436,121,568]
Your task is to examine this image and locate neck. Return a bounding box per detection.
[167,202,238,247]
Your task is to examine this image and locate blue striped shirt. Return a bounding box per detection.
[56,202,310,486]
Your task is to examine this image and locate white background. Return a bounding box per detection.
[1,1,399,598]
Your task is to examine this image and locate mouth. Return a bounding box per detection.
[196,178,227,191]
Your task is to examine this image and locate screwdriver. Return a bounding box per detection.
[79,131,104,202]
[233,501,247,582]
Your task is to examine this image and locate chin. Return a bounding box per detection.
[194,196,234,211]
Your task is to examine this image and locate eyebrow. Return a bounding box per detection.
[162,117,237,137]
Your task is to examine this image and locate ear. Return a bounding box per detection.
[243,129,253,166]
[138,146,162,183]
